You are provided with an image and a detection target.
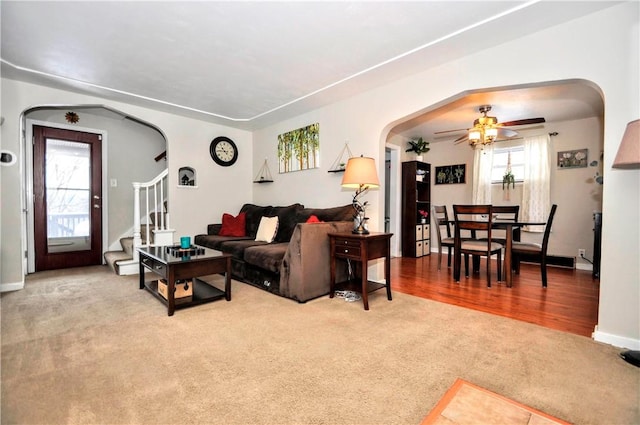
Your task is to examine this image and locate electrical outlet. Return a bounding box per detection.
[578,248,586,258]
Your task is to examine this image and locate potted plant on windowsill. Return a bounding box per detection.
[406,137,430,161]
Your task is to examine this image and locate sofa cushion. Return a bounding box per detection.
[255,216,279,243]
[194,234,251,251]
[296,204,354,223]
[219,212,246,237]
[239,204,273,238]
[272,203,304,242]
[218,239,269,260]
[244,243,288,273]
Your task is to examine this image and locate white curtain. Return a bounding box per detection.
[472,144,494,205]
[521,134,551,232]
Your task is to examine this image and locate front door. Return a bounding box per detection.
[33,126,103,271]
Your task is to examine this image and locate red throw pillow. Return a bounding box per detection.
[306,214,324,223]
[219,212,246,236]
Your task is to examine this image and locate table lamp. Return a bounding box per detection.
[612,119,640,169]
[341,155,380,234]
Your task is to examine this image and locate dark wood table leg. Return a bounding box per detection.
[385,239,392,301]
[329,239,336,298]
[361,239,369,310]
[139,256,145,289]
[504,224,513,287]
[167,268,176,316]
[361,260,369,311]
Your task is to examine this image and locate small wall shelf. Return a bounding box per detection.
[328,142,353,173]
[254,159,274,183]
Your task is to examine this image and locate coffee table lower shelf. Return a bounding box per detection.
[143,277,228,311]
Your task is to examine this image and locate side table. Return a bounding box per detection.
[329,232,393,310]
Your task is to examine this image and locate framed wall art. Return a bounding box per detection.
[277,122,319,173]
[435,164,466,185]
[557,149,588,169]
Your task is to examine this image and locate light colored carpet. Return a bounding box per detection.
[420,378,571,424]
[1,265,638,424]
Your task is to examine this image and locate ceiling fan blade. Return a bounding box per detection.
[500,117,546,126]
[497,128,518,138]
[453,134,468,144]
[435,128,468,134]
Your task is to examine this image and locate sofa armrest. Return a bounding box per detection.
[279,221,352,302]
[207,223,222,235]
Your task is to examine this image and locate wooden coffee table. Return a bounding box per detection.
[138,245,231,316]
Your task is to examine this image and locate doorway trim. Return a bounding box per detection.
[24,118,109,274]
[385,143,402,257]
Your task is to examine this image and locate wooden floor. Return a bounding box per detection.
[390,255,600,337]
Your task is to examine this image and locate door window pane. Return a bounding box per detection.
[45,139,91,251]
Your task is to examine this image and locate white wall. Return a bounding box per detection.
[251,3,639,347]
[0,79,253,288]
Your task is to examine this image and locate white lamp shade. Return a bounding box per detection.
[613,119,640,169]
[341,156,380,188]
[469,130,481,141]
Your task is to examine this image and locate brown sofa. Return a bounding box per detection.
[194,203,353,302]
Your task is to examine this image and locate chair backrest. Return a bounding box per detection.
[541,204,558,254]
[491,205,520,240]
[492,205,520,222]
[452,204,494,244]
[432,205,452,242]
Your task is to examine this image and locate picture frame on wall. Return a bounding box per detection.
[435,164,466,185]
[557,149,588,169]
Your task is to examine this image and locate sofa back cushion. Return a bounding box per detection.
[272,203,305,242]
[240,204,273,238]
[296,204,354,223]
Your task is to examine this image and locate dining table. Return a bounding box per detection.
[451,218,547,287]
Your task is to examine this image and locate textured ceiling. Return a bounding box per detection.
[1,1,612,130]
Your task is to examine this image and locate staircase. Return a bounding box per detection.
[103,169,175,275]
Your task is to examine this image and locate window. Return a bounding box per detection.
[491,146,525,183]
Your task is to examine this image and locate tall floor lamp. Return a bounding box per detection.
[613,119,640,367]
[341,155,380,234]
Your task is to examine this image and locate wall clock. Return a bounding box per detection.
[209,136,238,167]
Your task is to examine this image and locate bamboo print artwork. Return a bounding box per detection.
[278,123,319,173]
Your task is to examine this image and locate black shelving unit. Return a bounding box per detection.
[401,161,431,257]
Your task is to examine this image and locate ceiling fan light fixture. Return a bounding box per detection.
[485,127,498,142]
[469,129,481,142]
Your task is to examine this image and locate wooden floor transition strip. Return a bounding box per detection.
[420,378,572,425]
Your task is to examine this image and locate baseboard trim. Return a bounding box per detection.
[593,326,640,350]
[1,280,25,292]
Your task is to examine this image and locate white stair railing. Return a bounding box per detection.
[132,169,172,261]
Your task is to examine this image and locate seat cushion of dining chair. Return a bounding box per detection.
[460,240,503,252]
[511,241,542,253]
[441,237,455,247]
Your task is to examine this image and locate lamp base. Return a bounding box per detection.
[352,228,370,235]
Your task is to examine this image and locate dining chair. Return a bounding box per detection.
[491,205,521,243]
[431,205,455,270]
[511,204,558,288]
[453,205,504,287]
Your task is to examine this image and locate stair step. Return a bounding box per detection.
[104,250,132,273]
[120,237,134,256]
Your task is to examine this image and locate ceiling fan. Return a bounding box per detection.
[436,105,546,146]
